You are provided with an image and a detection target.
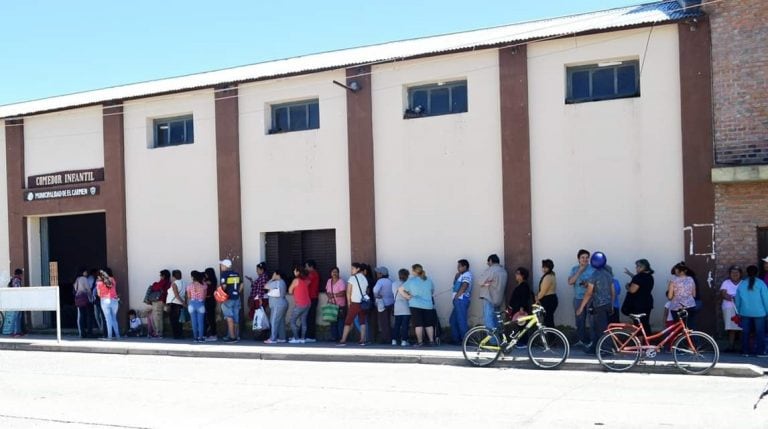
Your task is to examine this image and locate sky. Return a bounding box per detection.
[0,0,645,106]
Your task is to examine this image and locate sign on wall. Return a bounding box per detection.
[24,185,100,202]
[27,168,104,189]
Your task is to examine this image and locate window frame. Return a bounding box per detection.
[268,98,320,134]
[404,80,468,119]
[565,60,640,104]
[152,114,194,148]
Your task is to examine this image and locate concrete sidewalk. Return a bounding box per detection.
[0,334,765,378]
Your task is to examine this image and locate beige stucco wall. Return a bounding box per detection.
[23,107,104,178]
[123,90,220,310]
[528,25,684,328]
[239,70,351,307]
[371,50,505,325]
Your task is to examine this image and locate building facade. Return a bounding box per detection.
[1,1,719,331]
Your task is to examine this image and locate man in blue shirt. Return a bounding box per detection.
[568,249,594,347]
[449,259,473,344]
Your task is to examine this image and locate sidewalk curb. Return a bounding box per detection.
[0,340,764,378]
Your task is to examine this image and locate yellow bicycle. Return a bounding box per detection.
[462,304,569,369]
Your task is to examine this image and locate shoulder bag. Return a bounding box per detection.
[355,275,372,311]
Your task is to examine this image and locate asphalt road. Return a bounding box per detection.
[0,351,765,428]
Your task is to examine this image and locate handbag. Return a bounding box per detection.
[74,293,89,308]
[354,275,372,311]
[267,283,281,298]
[322,282,341,322]
[143,285,162,305]
[214,286,229,303]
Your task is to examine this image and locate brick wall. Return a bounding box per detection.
[713,183,768,280]
[704,0,768,165]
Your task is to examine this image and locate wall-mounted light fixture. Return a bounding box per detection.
[333,80,362,92]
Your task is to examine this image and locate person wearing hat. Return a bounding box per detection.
[373,266,394,344]
[577,252,614,354]
[219,258,242,342]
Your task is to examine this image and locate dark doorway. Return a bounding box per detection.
[758,227,768,275]
[47,212,107,328]
[264,229,336,288]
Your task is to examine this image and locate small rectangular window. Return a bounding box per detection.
[405,80,468,119]
[269,99,319,134]
[566,60,640,104]
[153,115,194,148]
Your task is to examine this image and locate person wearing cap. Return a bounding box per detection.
[577,252,614,354]
[449,259,473,344]
[720,265,743,353]
[219,258,242,342]
[622,258,655,334]
[373,266,394,344]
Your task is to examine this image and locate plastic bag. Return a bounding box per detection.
[253,307,270,331]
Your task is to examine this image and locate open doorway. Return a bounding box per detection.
[264,229,336,288]
[44,212,107,328]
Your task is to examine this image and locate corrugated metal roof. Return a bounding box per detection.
[0,1,699,119]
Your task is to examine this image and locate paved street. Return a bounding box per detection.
[0,350,766,429]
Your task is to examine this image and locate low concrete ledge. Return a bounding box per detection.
[712,165,768,183]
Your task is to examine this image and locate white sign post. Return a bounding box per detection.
[0,287,61,343]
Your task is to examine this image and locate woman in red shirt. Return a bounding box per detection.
[288,266,311,344]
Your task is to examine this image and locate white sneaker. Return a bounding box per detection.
[401,340,409,347]
[288,338,305,344]
[392,340,398,346]
[276,339,287,343]
[304,338,316,343]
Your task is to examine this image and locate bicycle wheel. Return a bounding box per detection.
[527,327,569,369]
[596,330,641,372]
[462,326,502,367]
[673,331,719,375]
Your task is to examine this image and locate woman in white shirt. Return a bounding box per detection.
[166,269,187,339]
[720,265,742,352]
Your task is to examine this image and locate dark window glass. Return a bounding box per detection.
[412,90,428,112]
[308,101,319,129]
[566,60,640,104]
[451,84,468,113]
[571,70,590,99]
[153,115,193,148]
[616,65,637,96]
[289,104,308,131]
[429,88,450,115]
[156,124,169,146]
[592,68,615,98]
[270,99,319,133]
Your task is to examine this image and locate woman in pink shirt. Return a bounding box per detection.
[187,270,208,343]
[288,266,311,344]
[96,268,120,340]
[325,267,347,342]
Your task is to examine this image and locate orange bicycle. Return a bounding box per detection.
[596,308,719,375]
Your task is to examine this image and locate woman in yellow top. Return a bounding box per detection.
[535,259,558,328]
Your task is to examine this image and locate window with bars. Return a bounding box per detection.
[566,60,640,104]
[269,99,320,134]
[405,80,468,118]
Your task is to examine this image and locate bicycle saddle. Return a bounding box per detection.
[629,313,646,319]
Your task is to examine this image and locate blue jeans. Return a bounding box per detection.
[7,311,22,334]
[290,305,310,340]
[574,297,589,344]
[393,315,411,343]
[100,298,120,339]
[741,316,766,355]
[483,299,499,330]
[188,301,206,339]
[269,298,288,341]
[587,304,611,353]
[450,298,470,343]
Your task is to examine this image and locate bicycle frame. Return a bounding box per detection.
[605,316,691,354]
[479,311,541,352]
